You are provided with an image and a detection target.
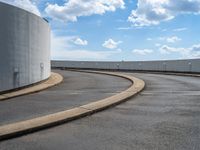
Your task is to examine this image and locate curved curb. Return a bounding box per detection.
[0,70,145,141]
[128,71,200,78]
[151,72,200,77]
[0,72,63,101]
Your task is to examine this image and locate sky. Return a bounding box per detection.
[1,0,200,61]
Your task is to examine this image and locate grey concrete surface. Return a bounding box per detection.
[0,69,131,126]
[0,2,50,92]
[1,72,199,150]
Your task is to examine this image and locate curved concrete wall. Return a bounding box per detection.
[0,2,50,92]
[51,59,200,73]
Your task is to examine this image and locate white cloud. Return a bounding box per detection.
[132,49,153,55]
[45,0,125,22]
[0,0,41,16]
[159,44,200,58]
[159,36,181,43]
[74,38,88,46]
[159,45,186,54]
[51,33,88,49]
[173,28,187,32]
[102,38,122,49]
[128,0,200,26]
[116,27,132,30]
[51,33,121,60]
[166,36,181,43]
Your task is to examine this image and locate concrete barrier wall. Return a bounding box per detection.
[51,59,200,73]
[0,2,50,92]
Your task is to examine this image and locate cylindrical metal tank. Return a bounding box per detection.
[0,2,50,93]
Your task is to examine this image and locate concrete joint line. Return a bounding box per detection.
[0,70,145,141]
[0,72,63,101]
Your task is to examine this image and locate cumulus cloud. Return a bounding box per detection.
[45,0,125,22]
[173,28,187,32]
[128,0,200,26]
[116,27,132,30]
[102,38,122,49]
[166,36,181,43]
[159,36,181,43]
[159,44,200,58]
[51,34,121,60]
[132,49,153,55]
[0,0,41,16]
[74,38,88,46]
[159,45,186,54]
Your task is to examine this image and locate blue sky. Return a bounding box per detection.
[1,0,200,61]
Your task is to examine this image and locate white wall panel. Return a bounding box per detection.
[0,2,50,92]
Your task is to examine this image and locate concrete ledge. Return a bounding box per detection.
[146,72,200,77]
[0,70,145,141]
[0,72,63,101]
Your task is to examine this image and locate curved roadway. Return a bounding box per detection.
[1,71,200,150]
[0,70,131,126]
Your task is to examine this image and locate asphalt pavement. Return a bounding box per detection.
[0,72,200,150]
[0,70,131,126]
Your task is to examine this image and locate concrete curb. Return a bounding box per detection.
[153,72,200,77]
[0,70,145,141]
[0,72,63,101]
[129,71,200,78]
